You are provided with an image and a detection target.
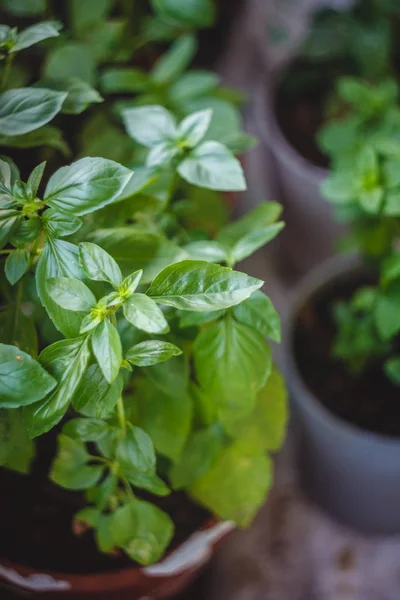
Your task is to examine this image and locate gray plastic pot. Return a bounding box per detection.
[283,255,400,534]
[254,79,344,274]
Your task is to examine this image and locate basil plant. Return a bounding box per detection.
[0,1,287,566]
[0,152,287,566]
[319,76,400,382]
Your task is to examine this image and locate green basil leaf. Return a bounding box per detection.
[127,472,170,496]
[151,34,196,84]
[44,42,96,85]
[10,217,41,246]
[185,97,241,147]
[24,336,90,437]
[92,319,122,383]
[5,248,30,285]
[178,141,246,191]
[36,239,87,337]
[147,260,263,311]
[151,0,215,27]
[63,417,109,442]
[0,408,34,473]
[54,433,88,467]
[225,365,288,452]
[233,291,281,342]
[145,353,188,396]
[193,318,272,423]
[12,20,62,52]
[170,71,219,103]
[146,142,180,168]
[72,364,123,418]
[177,109,212,148]
[0,306,38,357]
[325,172,357,204]
[37,76,103,115]
[1,0,46,17]
[82,20,125,63]
[89,227,163,279]
[26,161,46,196]
[50,434,103,489]
[0,209,21,249]
[95,514,115,552]
[183,240,227,263]
[57,463,104,489]
[44,157,134,216]
[42,207,82,237]
[117,425,156,475]
[169,424,223,489]
[96,427,118,459]
[69,0,113,32]
[74,506,101,529]
[224,132,258,155]
[179,309,223,329]
[375,289,400,340]
[122,105,177,148]
[135,378,192,462]
[0,88,67,136]
[88,228,185,284]
[48,276,96,312]
[218,216,284,263]
[123,294,169,334]
[0,157,12,188]
[383,157,400,189]
[79,242,122,288]
[360,187,384,214]
[89,473,118,511]
[123,500,173,566]
[126,340,182,367]
[59,78,103,115]
[13,180,31,201]
[382,255,400,286]
[109,502,138,547]
[217,202,282,248]
[385,356,400,385]
[0,344,56,408]
[119,270,143,296]
[190,441,272,527]
[385,191,400,216]
[39,336,85,378]
[100,68,149,93]
[0,125,70,156]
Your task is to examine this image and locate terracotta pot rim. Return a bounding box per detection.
[0,516,228,594]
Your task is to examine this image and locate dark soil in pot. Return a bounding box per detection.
[293,268,400,437]
[0,429,209,574]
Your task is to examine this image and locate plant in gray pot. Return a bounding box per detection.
[284,76,400,534]
[255,0,400,274]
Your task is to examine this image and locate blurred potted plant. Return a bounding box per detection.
[0,4,288,599]
[255,0,400,272]
[284,75,400,533]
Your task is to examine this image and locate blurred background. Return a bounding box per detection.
[178,1,400,598]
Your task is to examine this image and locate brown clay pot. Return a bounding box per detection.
[0,520,233,599]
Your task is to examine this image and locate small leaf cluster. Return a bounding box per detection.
[300,0,399,81]
[0,0,287,567]
[318,76,400,381]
